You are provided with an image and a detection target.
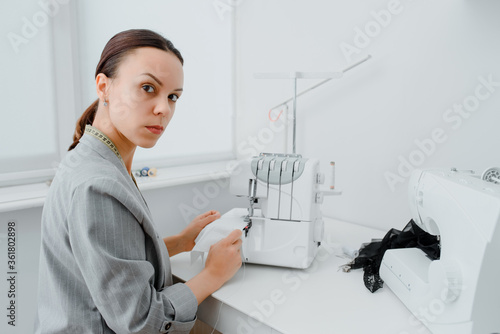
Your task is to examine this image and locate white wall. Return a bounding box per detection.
[234,0,500,230]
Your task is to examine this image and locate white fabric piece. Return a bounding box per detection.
[192,216,247,253]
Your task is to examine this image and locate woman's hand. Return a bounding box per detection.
[163,210,220,256]
[205,229,243,284]
[186,229,243,304]
[180,210,221,252]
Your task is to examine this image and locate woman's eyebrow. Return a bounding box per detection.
[140,72,183,91]
[141,72,163,86]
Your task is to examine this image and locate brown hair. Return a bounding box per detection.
[68,29,184,151]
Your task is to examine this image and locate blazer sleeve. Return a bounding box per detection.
[67,177,197,334]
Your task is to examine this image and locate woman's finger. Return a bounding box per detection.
[197,210,220,221]
[225,229,242,244]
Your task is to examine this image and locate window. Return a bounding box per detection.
[0,0,61,186]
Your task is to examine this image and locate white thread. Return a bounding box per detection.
[210,248,247,334]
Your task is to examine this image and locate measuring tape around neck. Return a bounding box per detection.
[84,125,123,163]
[84,125,139,187]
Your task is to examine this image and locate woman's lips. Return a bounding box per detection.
[146,125,164,135]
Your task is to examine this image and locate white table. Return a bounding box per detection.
[170,218,431,334]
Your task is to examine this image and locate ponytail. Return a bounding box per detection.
[68,99,99,151]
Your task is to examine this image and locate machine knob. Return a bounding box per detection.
[269,160,276,170]
[294,161,301,172]
[428,260,462,303]
[482,167,500,184]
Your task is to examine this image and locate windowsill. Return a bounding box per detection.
[0,160,232,213]
[133,160,231,191]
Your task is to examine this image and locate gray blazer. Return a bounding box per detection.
[35,133,197,334]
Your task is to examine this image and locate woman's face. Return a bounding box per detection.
[104,47,184,149]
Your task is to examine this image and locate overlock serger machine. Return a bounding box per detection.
[380,168,500,334]
[221,153,340,269]
[213,59,371,269]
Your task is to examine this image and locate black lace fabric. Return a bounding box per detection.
[344,219,441,293]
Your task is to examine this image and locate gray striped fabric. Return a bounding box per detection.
[34,133,197,333]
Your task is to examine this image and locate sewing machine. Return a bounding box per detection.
[220,153,340,269]
[380,168,500,334]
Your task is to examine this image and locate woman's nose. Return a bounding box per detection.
[153,97,172,117]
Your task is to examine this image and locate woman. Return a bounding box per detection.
[35,29,242,334]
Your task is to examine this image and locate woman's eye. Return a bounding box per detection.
[142,84,155,93]
[169,94,179,102]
